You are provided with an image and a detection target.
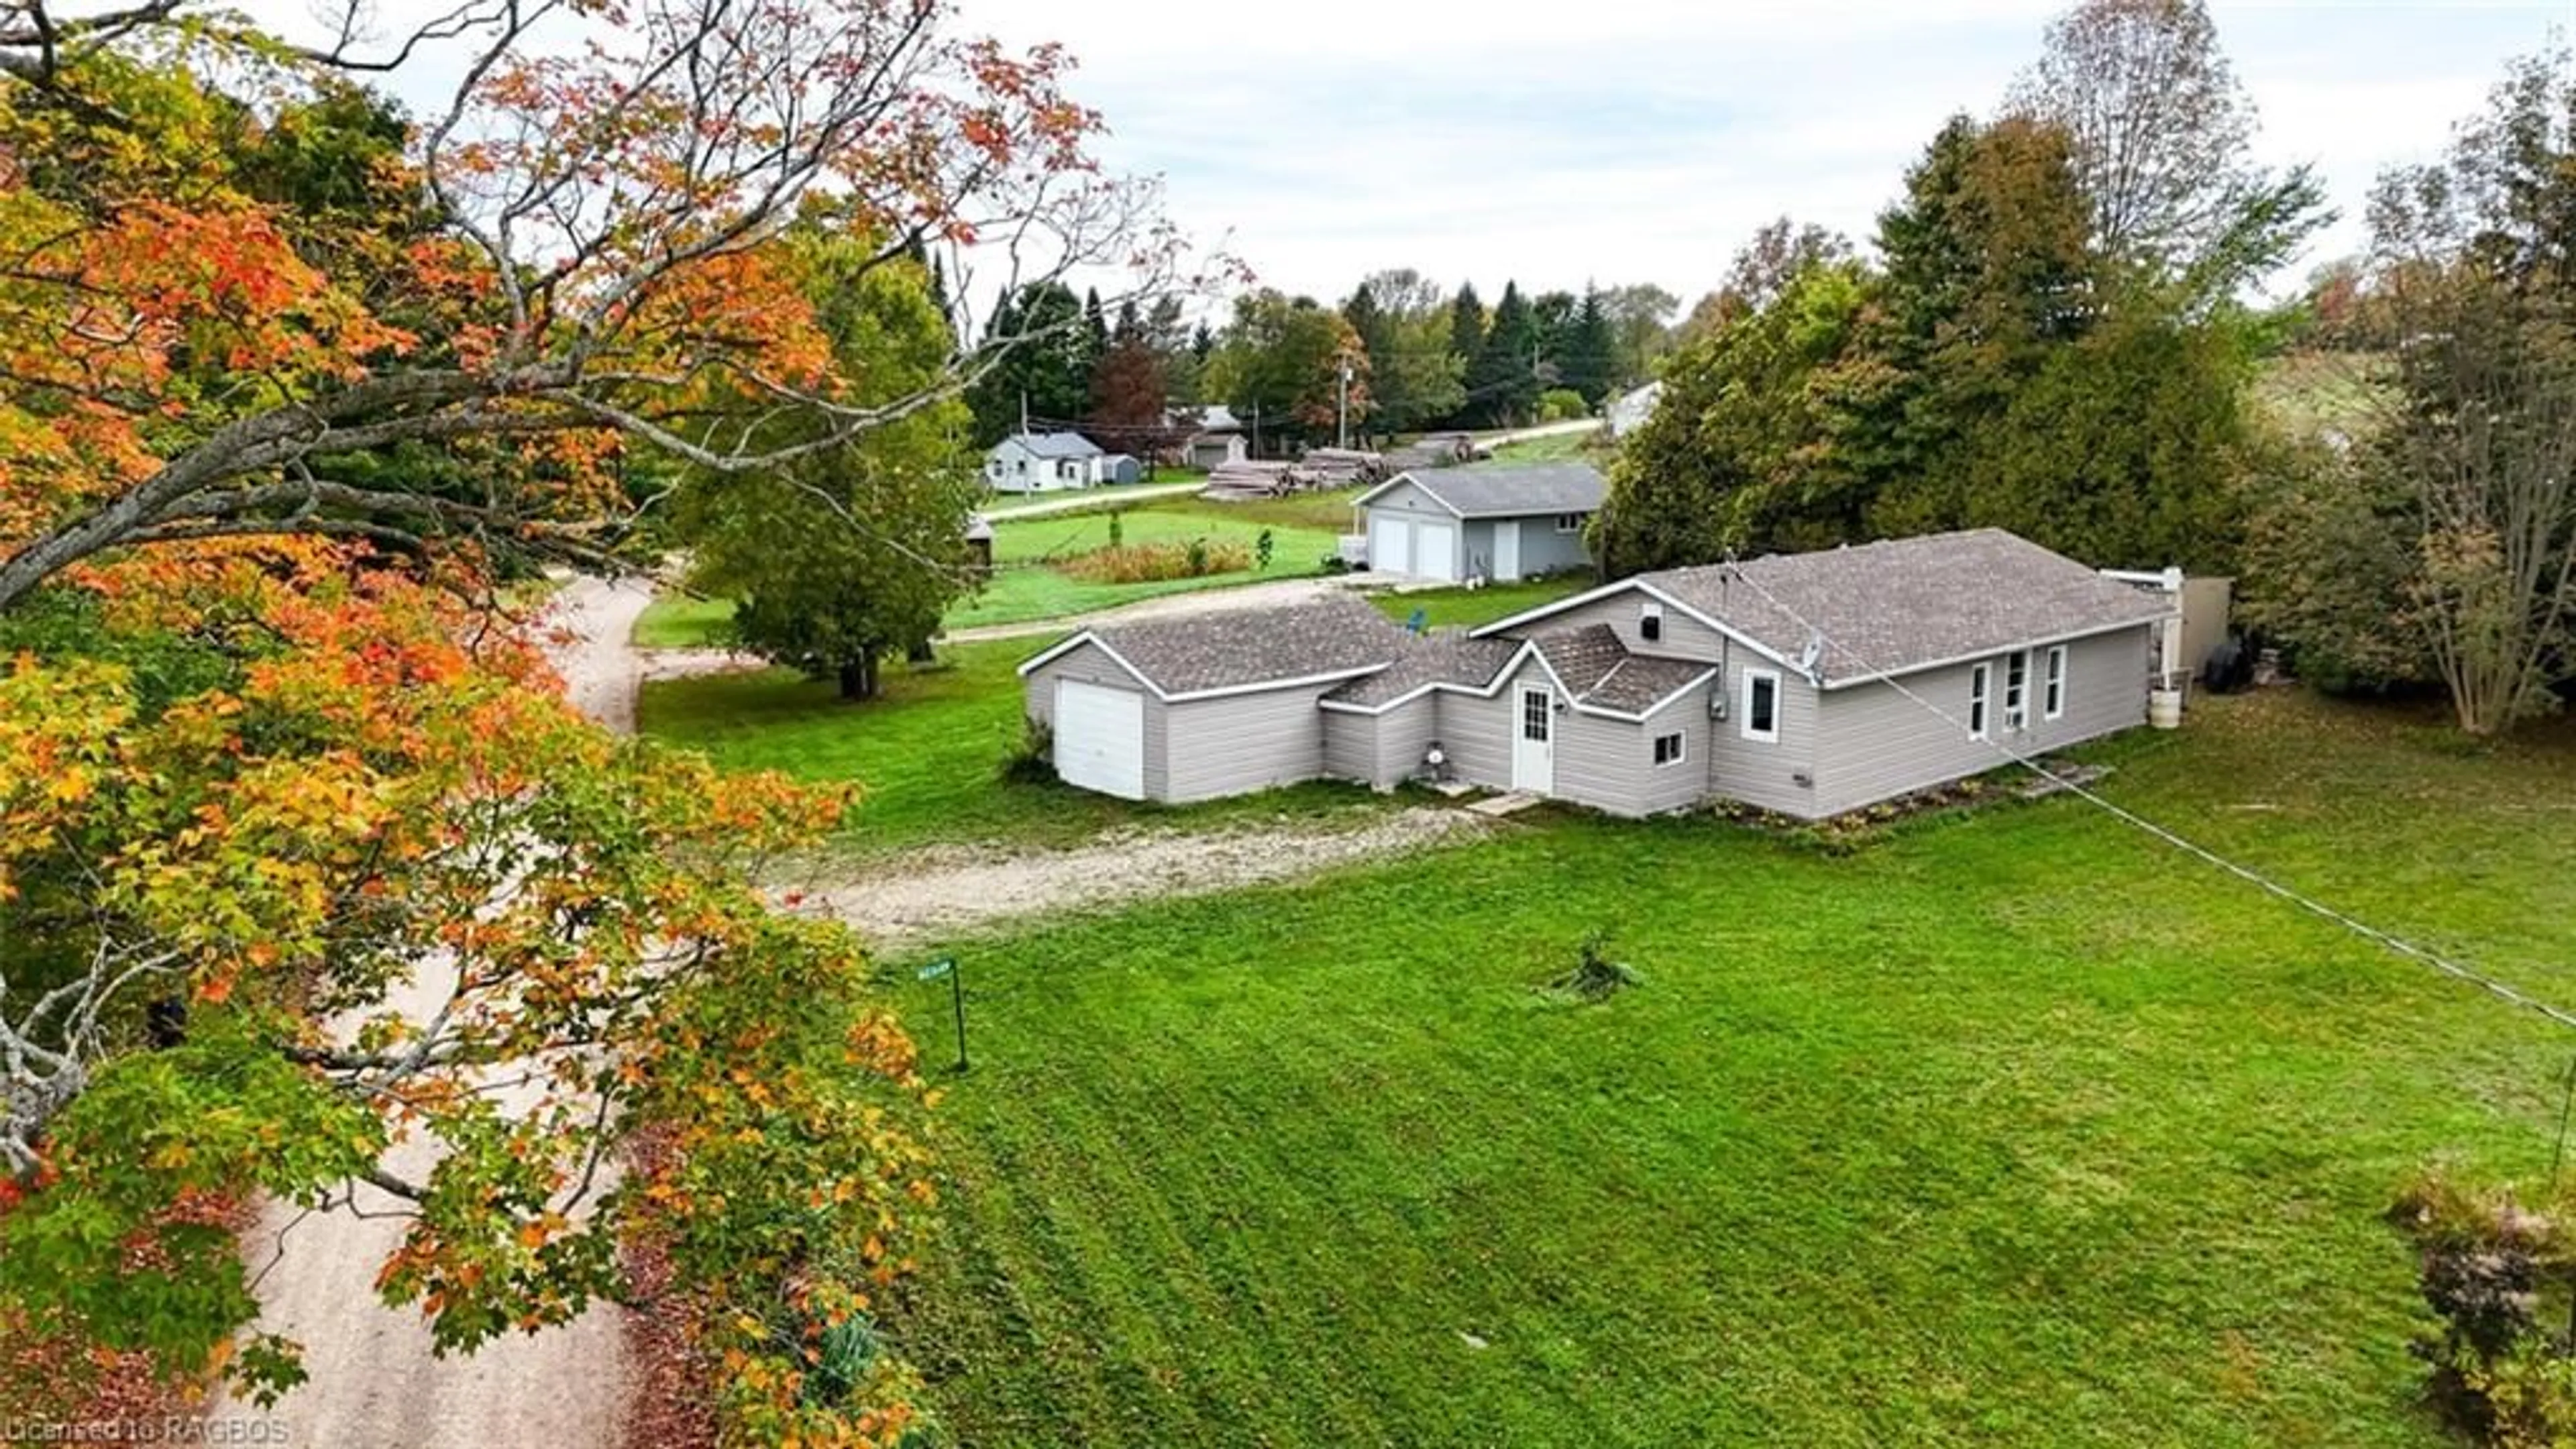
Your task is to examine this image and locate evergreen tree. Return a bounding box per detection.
[1559,288,1619,406]
[1444,282,1485,424]
[1341,281,1389,442]
[1470,282,1542,428]
[964,281,1090,441]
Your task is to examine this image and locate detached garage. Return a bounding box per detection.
[1017,595,1409,805]
[1354,462,1607,584]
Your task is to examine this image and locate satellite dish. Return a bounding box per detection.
[1799,633,1824,674]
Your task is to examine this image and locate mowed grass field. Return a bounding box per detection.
[882,691,2576,1447]
[634,495,1350,646]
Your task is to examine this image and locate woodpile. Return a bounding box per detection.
[1197,449,1392,500]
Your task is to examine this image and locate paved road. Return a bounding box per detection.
[219,578,644,1449]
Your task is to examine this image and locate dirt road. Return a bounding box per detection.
[811,807,1489,945]
[219,578,645,1449]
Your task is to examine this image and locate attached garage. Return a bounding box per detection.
[1051,678,1145,799]
[1018,595,1409,805]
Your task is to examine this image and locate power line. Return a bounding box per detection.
[1711,558,2576,1036]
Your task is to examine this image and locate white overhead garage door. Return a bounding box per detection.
[1368,513,1411,577]
[1053,679,1146,800]
[1413,520,1457,582]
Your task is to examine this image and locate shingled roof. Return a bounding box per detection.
[1324,632,1519,708]
[1002,431,1104,460]
[1370,462,1607,519]
[1632,530,2172,686]
[1026,594,1407,698]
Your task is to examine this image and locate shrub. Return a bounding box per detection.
[1538,388,1589,423]
[2390,1167,2576,1444]
[1539,930,1643,1004]
[1000,716,1056,784]
[1061,538,1252,584]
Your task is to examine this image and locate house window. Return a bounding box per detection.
[1521,690,1552,743]
[1554,513,1586,533]
[2043,645,2068,720]
[1640,600,1664,643]
[1968,662,1991,740]
[1740,668,1780,743]
[2004,651,2029,731]
[1653,731,1686,766]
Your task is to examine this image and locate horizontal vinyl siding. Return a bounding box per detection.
[1704,659,1821,816]
[1375,694,1438,787]
[1810,625,2155,816]
[1322,710,1375,786]
[1513,517,1595,577]
[1163,684,1334,804]
[1434,684,1515,790]
[1022,643,1169,799]
[1633,705,1709,815]
[1521,590,1731,663]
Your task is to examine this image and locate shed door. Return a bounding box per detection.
[1492,519,1522,582]
[1368,513,1412,576]
[1415,520,1458,582]
[1053,679,1146,800]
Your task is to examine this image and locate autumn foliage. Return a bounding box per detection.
[0,0,1179,1438]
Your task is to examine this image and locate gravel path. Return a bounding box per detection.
[808,807,1491,945]
[979,480,1203,519]
[219,578,645,1449]
[942,574,1379,644]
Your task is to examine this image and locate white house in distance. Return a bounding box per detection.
[985,431,1109,493]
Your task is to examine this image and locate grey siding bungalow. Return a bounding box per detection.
[1018,595,1407,804]
[1354,462,1606,584]
[1026,530,2176,820]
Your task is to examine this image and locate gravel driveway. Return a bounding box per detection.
[218,577,646,1449]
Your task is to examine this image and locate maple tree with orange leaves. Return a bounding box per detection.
[0,0,1198,1439]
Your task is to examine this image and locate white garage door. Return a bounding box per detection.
[1368,513,1411,576]
[1414,521,1457,582]
[1054,679,1146,799]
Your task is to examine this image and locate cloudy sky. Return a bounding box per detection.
[959,0,2567,309]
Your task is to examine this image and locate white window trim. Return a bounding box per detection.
[2003,650,2029,733]
[1554,513,1585,533]
[1739,667,1781,744]
[2043,645,2068,721]
[1640,600,1664,643]
[1968,662,1992,741]
[1653,730,1687,767]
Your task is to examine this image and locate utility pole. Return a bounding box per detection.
[1019,389,1029,439]
[1251,399,1260,460]
[1336,356,1352,450]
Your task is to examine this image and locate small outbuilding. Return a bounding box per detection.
[1354,462,1607,583]
[1101,453,1144,485]
[1016,595,1407,803]
[985,431,1106,493]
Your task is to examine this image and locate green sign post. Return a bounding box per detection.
[917,956,967,1072]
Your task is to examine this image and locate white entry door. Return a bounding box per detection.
[1053,679,1146,800]
[1368,513,1411,576]
[1415,520,1458,582]
[1492,519,1522,581]
[1511,685,1555,794]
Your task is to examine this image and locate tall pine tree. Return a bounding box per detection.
[1470,282,1542,428]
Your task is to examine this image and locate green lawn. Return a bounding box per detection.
[885,689,2576,1446]
[636,499,1352,647]
[635,638,1394,857]
[1491,427,1609,464]
[1371,576,1596,631]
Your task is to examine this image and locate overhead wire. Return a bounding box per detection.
[1710,556,2576,1035]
